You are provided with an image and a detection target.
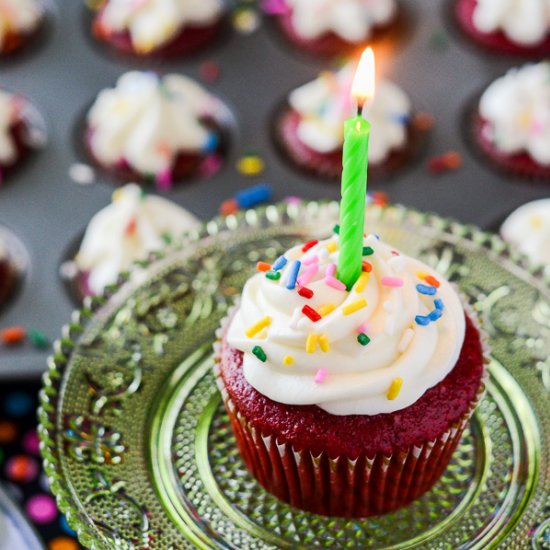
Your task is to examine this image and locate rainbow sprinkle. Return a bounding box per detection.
[381,276,404,288]
[363,246,374,256]
[306,333,319,353]
[302,305,321,322]
[343,299,367,316]
[325,241,338,253]
[333,224,340,234]
[283,355,294,366]
[314,368,328,384]
[252,345,267,362]
[297,265,318,286]
[387,377,403,400]
[302,240,318,253]
[272,255,287,271]
[318,303,335,317]
[265,271,281,280]
[256,261,271,272]
[354,272,370,293]
[298,287,314,299]
[325,277,346,291]
[286,261,301,290]
[416,283,437,296]
[245,316,272,338]
[424,275,440,288]
[357,333,370,346]
[302,255,319,266]
[319,334,330,352]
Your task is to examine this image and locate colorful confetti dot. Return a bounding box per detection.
[357,333,371,346]
[387,377,403,400]
[48,536,79,550]
[252,345,267,362]
[4,392,33,417]
[23,430,40,455]
[26,494,58,524]
[362,246,374,256]
[283,355,294,366]
[6,455,39,483]
[314,368,328,384]
[0,420,17,444]
[236,154,265,176]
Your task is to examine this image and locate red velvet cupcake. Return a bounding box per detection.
[214,232,487,517]
[0,0,44,56]
[274,62,418,179]
[455,0,550,56]
[0,226,26,311]
[473,62,550,180]
[91,0,225,58]
[263,0,399,57]
[84,71,229,191]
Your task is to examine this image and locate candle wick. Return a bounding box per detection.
[356,99,365,117]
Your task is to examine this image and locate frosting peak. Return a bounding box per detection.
[0,90,20,165]
[285,0,396,42]
[473,0,550,46]
[288,63,411,162]
[479,62,550,165]
[75,183,199,294]
[99,0,224,52]
[87,71,219,176]
[0,0,43,52]
[228,233,466,415]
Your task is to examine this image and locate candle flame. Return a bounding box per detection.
[351,47,375,108]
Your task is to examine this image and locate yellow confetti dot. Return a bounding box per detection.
[342,298,367,316]
[283,355,294,366]
[112,189,123,202]
[319,334,330,352]
[387,377,403,400]
[354,272,370,293]
[236,155,265,176]
[318,303,335,317]
[530,215,543,230]
[416,271,428,280]
[306,333,319,353]
[245,316,272,338]
[325,241,338,253]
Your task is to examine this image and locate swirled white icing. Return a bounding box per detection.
[501,198,550,266]
[0,90,18,165]
[288,63,411,163]
[227,233,466,415]
[87,71,218,176]
[75,183,199,294]
[479,62,550,165]
[472,0,550,46]
[284,0,396,42]
[98,0,224,53]
[0,0,43,52]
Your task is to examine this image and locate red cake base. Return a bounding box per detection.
[92,10,224,58]
[216,314,485,517]
[0,257,17,308]
[455,0,550,56]
[274,107,416,180]
[1,119,35,178]
[473,113,550,180]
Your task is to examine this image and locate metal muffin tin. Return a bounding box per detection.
[0,0,548,378]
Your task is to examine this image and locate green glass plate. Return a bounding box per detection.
[39,202,550,549]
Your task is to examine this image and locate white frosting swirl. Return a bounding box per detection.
[98,0,224,53]
[228,234,466,415]
[0,0,43,52]
[479,62,550,165]
[289,63,411,163]
[285,0,396,42]
[0,90,18,165]
[472,0,550,46]
[75,183,199,294]
[501,198,550,266]
[87,71,218,176]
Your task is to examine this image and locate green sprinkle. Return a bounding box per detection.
[357,333,371,346]
[161,232,173,244]
[266,271,281,280]
[28,329,49,350]
[363,246,374,256]
[333,224,340,234]
[252,345,267,362]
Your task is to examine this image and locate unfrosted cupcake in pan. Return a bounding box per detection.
[274,62,413,179]
[84,71,229,190]
[455,0,550,56]
[0,0,44,55]
[265,0,399,57]
[500,198,550,269]
[473,62,550,179]
[215,229,487,517]
[70,183,199,299]
[92,0,226,57]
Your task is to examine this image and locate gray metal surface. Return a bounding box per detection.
[0,0,547,378]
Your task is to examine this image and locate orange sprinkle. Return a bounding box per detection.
[1,326,26,345]
[124,217,137,237]
[424,275,440,288]
[256,261,271,272]
[362,261,372,273]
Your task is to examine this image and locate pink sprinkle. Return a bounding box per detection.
[381,276,404,288]
[325,277,346,291]
[297,265,318,286]
[156,168,173,192]
[314,368,328,384]
[356,321,370,334]
[325,263,336,277]
[262,0,291,15]
[199,154,223,177]
[302,255,319,266]
[531,119,545,133]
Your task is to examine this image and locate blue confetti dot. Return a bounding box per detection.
[4,392,34,417]
[202,133,219,153]
[60,514,77,536]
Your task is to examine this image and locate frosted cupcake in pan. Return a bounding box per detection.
[265,0,399,57]
[70,183,199,299]
[84,71,229,190]
[473,62,550,179]
[500,198,550,269]
[92,0,226,57]
[455,0,550,55]
[0,0,44,55]
[215,227,487,517]
[275,62,414,179]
